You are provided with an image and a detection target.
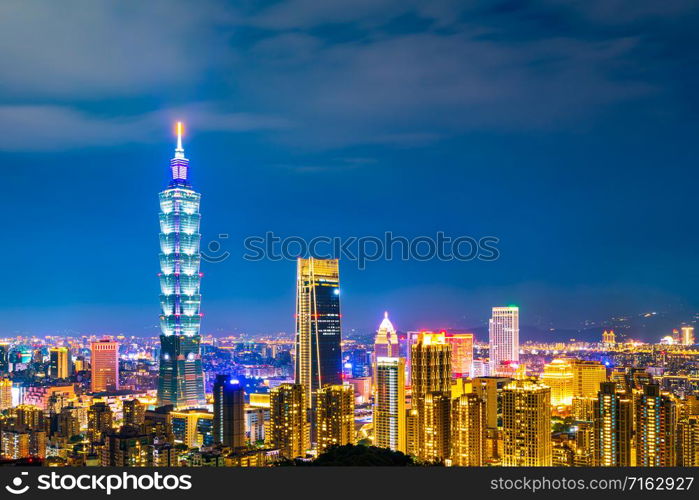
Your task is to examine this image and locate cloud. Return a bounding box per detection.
[0,0,235,98]
[0,103,289,151]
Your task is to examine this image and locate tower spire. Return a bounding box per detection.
[175,121,185,159]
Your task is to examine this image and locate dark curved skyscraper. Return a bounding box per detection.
[157,123,206,408]
[294,258,342,411]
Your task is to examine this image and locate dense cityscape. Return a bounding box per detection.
[1,127,697,468]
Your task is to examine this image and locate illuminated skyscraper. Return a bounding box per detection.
[49,347,70,379]
[572,360,607,398]
[502,379,552,466]
[157,123,205,408]
[636,384,676,467]
[213,375,246,449]
[374,312,398,358]
[0,378,12,411]
[90,339,119,393]
[411,332,451,463]
[445,332,474,378]
[316,385,355,454]
[374,357,406,453]
[681,326,695,346]
[295,258,342,409]
[451,393,486,466]
[593,382,632,466]
[489,307,519,375]
[541,358,574,407]
[269,383,309,459]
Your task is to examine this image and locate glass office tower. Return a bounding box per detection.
[157,123,206,408]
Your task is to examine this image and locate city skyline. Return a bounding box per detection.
[3,1,699,339]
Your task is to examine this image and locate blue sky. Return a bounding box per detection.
[2,0,699,338]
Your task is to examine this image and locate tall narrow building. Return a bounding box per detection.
[295,258,342,409]
[451,393,487,466]
[445,332,474,378]
[593,382,633,466]
[49,347,70,379]
[316,384,355,454]
[374,357,406,453]
[157,123,205,408]
[636,384,676,467]
[213,375,246,450]
[541,358,574,407]
[489,306,519,376]
[374,312,398,358]
[502,379,552,466]
[411,332,452,463]
[91,339,119,393]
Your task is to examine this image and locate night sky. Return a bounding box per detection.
[2,1,699,338]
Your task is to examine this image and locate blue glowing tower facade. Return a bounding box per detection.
[157,123,206,408]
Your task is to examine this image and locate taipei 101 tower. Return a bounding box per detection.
[156,123,206,408]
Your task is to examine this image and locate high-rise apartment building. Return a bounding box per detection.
[90,339,119,393]
[593,382,633,466]
[411,332,451,463]
[489,307,519,376]
[451,393,486,466]
[445,332,474,378]
[87,402,114,443]
[157,123,205,408]
[123,399,145,429]
[636,384,676,467]
[502,379,552,466]
[269,383,309,459]
[374,357,406,453]
[295,258,342,409]
[170,409,214,448]
[213,375,245,449]
[678,416,699,466]
[541,358,574,407]
[49,347,70,379]
[316,384,355,454]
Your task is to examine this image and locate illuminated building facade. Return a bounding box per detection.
[0,378,12,411]
[602,330,616,347]
[123,399,145,429]
[541,358,574,407]
[572,360,607,398]
[489,307,519,375]
[213,375,245,449]
[451,393,486,466]
[411,332,451,462]
[269,383,309,459]
[636,384,676,467]
[678,416,699,466]
[374,357,406,452]
[49,347,70,379]
[316,384,355,454]
[294,258,342,409]
[593,382,632,466]
[87,402,114,443]
[157,123,206,408]
[502,379,552,466]
[681,326,696,346]
[170,409,214,448]
[445,332,474,378]
[90,339,119,393]
[374,312,398,358]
